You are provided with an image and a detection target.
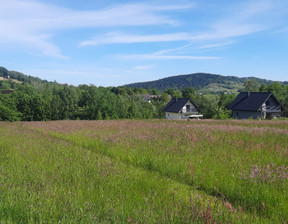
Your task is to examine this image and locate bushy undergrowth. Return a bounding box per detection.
[1,119,287,223]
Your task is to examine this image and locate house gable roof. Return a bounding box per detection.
[163,98,199,113]
[229,92,282,111]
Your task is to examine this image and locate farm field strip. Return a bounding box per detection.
[22,120,288,223]
[0,121,262,223]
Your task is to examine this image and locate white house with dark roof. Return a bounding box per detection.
[229,92,283,119]
[163,98,202,119]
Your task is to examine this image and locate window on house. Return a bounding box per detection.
[186,105,190,112]
[266,100,270,106]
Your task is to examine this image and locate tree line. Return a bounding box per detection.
[0,74,287,121]
[0,80,171,121]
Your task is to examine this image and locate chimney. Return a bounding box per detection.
[247,91,250,98]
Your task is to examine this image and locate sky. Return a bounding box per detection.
[0,0,288,86]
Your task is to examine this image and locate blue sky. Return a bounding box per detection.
[0,0,288,86]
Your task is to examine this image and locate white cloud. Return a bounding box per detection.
[0,0,192,58]
[80,0,286,47]
[0,0,188,30]
[202,0,287,40]
[0,0,287,59]
[79,32,192,46]
[115,41,220,61]
[79,23,261,47]
[196,41,236,50]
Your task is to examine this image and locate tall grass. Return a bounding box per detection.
[23,119,288,223]
[1,119,287,223]
[0,121,260,223]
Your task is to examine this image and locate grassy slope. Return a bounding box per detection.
[0,77,22,84]
[1,120,288,223]
[197,82,244,94]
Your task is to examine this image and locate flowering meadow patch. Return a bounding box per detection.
[0,119,287,223]
[239,164,288,184]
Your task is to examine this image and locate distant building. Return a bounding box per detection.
[141,94,172,103]
[163,98,203,119]
[229,92,283,119]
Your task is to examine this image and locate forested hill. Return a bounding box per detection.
[0,66,49,84]
[124,73,285,92]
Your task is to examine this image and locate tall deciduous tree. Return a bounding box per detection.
[244,79,259,92]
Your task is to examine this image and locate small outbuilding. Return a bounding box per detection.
[228,92,283,119]
[163,98,202,120]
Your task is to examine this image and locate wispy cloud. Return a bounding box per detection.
[80,0,284,48]
[154,43,193,56]
[79,32,192,46]
[79,25,261,47]
[0,0,193,58]
[116,41,220,61]
[196,41,236,50]
[0,0,287,61]
[0,1,189,29]
[118,54,219,60]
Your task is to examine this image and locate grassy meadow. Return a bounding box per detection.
[0,119,287,223]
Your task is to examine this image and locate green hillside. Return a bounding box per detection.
[0,66,49,85]
[124,73,280,93]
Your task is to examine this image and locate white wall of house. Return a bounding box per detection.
[165,113,193,120]
[181,102,197,113]
[165,112,183,120]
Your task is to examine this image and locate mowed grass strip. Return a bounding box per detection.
[0,122,262,223]
[24,120,288,223]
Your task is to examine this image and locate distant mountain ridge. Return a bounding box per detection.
[1,66,287,92]
[124,73,288,92]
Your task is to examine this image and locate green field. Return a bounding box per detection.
[0,120,287,223]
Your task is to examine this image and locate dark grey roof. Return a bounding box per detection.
[163,98,199,113]
[142,94,162,101]
[229,92,281,111]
